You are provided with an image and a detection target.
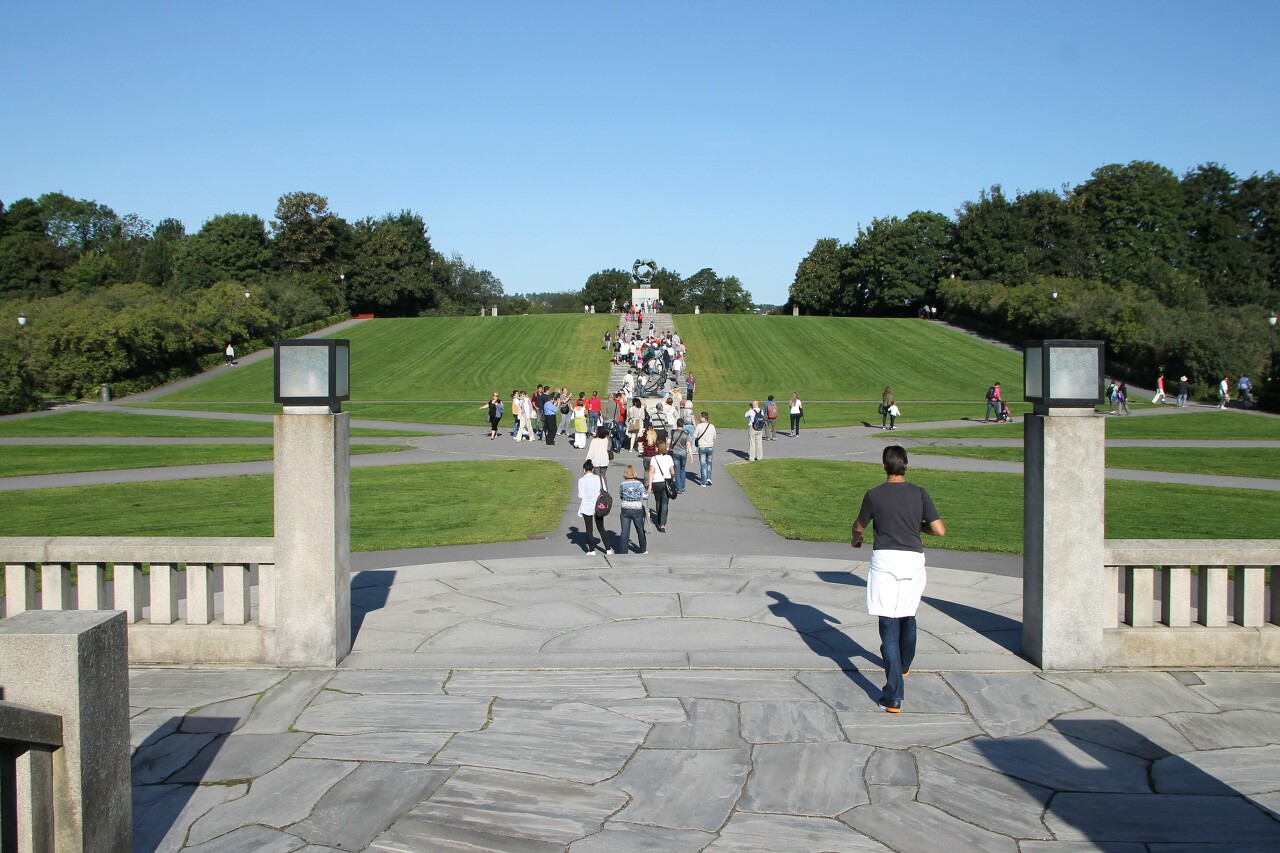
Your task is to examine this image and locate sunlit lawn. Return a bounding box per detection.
[896,410,1280,441]
[0,411,431,438]
[0,444,404,478]
[907,445,1280,480]
[730,459,1278,553]
[0,461,568,551]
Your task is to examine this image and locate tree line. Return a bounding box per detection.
[0,191,504,412]
[788,161,1280,401]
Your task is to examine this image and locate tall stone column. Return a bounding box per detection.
[1023,408,1106,669]
[273,411,351,666]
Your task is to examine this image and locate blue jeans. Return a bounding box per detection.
[673,453,687,491]
[588,412,599,434]
[878,616,917,704]
[985,401,999,421]
[698,446,714,484]
[619,509,647,553]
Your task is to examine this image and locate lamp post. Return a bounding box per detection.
[1022,339,1106,669]
[272,338,352,665]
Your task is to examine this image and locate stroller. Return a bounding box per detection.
[995,401,1013,423]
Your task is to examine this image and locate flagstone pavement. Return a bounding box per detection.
[129,553,1280,852]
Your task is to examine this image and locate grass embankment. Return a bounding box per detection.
[0,461,568,551]
[151,316,618,424]
[908,446,1280,480]
[730,459,1277,554]
[674,315,1025,427]
[0,444,404,478]
[897,410,1280,441]
[0,411,430,438]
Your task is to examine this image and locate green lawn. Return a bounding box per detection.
[0,411,431,438]
[133,401,484,427]
[675,315,1025,404]
[0,444,404,478]
[730,459,1277,554]
[155,316,618,410]
[897,410,1280,440]
[0,461,568,551]
[690,401,1037,430]
[908,446,1280,480]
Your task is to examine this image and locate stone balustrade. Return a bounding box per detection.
[1103,539,1279,667]
[1,537,274,665]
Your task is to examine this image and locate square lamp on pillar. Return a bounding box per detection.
[1021,338,1107,670]
[1023,339,1104,410]
[274,339,350,413]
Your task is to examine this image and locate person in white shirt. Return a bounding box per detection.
[693,411,717,486]
[577,460,613,554]
[789,393,804,435]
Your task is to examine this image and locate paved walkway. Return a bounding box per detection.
[128,554,1280,851]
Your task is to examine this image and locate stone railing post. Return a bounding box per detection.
[1023,408,1106,669]
[273,411,351,666]
[0,610,131,852]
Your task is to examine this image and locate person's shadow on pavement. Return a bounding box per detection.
[766,591,880,700]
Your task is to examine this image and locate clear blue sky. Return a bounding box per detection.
[4,1,1278,304]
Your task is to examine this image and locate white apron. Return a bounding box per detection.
[866,549,927,618]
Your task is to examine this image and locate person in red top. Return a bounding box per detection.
[586,391,602,434]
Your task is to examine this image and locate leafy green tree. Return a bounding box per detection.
[952,185,1032,285]
[843,212,953,314]
[193,281,277,350]
[270,191,350,275]
[650,267,685,310]
[346,211,437,315]
[582,269,632,310]
[682,268,752,313]
[1074,161,1187,289]
[1181,163,1268,306]
[173,213,276,291]
[139,218,185,289]
[435,253,504,315]
[789,237,846,315]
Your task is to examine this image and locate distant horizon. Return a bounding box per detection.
[4,1,1278,304]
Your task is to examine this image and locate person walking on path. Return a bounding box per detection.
[1177,375,1190,408]
[586,426,612,485]
[646,439,675,532]
[1153,372,1167,404]
[577,460,613,554]
[225,343,237,366]
[694,412,716,486]
[880,386,893,430]
[617,465,648,554]
[789,393,803,435]
[1238,374,1254,406]
[984,382,1002,422]
[1115,382,1131,415]
[852,445,946,713]
[885,400,900,430]
[480,393,503,440]
[764,395,779,440]
[669,417,690,492]
[1218,376,1231,409]
[685,373,696,402]
[745,401,765,461]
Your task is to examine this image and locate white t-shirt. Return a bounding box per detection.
[578,473,606,516]
[650,454,673,483]
[693,422,716,448]
[790,399,803,415]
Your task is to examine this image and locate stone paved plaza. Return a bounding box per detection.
[128,555,1280,851]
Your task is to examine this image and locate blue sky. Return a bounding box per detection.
[3,1,1278,304]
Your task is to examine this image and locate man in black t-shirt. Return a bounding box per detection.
[852,445,946,713]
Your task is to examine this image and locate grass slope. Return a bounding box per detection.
[675,315,1024,402]
[731,459,1277,553]
[0,444,402,478]
[157,316,618,405]
[897,410,1280,440]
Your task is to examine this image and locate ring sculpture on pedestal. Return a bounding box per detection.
[632,259,657,285]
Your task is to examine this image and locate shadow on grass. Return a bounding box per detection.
[766,591,880,700]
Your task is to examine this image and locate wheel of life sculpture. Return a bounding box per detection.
[632,259,657,285]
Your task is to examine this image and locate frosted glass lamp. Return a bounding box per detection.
[274,339,350,411]
[1024,340,1103,408]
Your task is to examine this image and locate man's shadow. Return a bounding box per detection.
[766,591,881,700]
